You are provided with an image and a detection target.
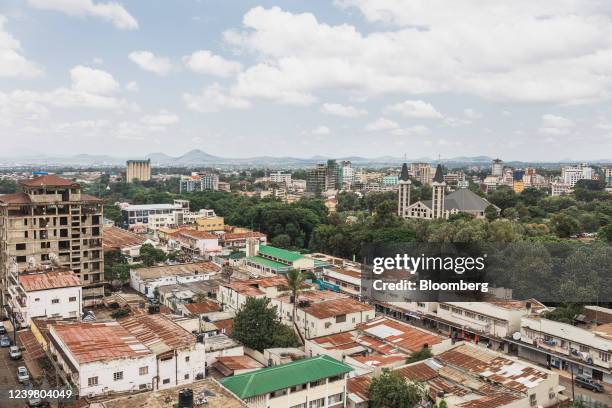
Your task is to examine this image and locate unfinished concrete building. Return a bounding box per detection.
[0,175,104,307]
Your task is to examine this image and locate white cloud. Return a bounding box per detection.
[222,5,612,105]
[464,108,482,120]
[183,50,242,77]
[312,125,331,135]
[539,114,575,134]
[129,51,172,75]
[365,117,398,131]
[125,81,138,92]
[141,111,179,127]
[28,0,138,30]
[391,125,430,136]
[386,100,443,119]
[320,103,366,117]
[183,83,251,113]
[70,65,119,95]
[0,15,44,78]
[92,57,103,65]
[0,66,134,120]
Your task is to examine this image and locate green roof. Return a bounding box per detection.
[258,245,304,263]
[246,256,291,270]
[220,355,352,399]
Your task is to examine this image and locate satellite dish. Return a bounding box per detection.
[512,332,522,341]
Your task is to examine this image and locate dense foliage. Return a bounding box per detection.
[231,297,299,350]
[368,369,425,408]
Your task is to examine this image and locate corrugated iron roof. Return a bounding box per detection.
[303,298,373,319]
[102,225,147,251]
[19,270,81,292]
[118,314,196,354]
[51,321,152,364]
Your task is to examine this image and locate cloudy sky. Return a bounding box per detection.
[1,0,612,161]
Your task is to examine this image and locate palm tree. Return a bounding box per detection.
[282,269,309,324]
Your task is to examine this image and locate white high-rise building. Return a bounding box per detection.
[491,159,503,177]
[562,164,593,187]
[341,160,353,187]
[270,172,292,184]
[431,165,446,219]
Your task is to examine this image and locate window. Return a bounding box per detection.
[34,298,40,302]
[69,297,76,302]
[451,307,463,315]
[336,314,346,323]
[417,302,426,308]
[465,311,476,319]
[599,351,610,362]
[579,345,590,353]
[139,384,148,390]
[529,394,537,407]
[51,299,59,304]
[439,304,449,310]
[309,379,325,388]
[309,398,325,408]
[185,356,190,362]
[328,393,343,405]
[184,374,189,380]
[139,366,148,376]
[16,243,26,250]
[290,384,307,393]
[270,389,288,399]
[113,371,123,381]
[88,377,98,386]
[163,378,170,384]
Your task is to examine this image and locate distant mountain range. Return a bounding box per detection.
[0,149,609,168]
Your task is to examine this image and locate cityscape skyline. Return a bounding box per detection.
[1,1,612,160]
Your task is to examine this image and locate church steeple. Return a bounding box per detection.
[433,164,444,183]
[399,163,410,181]
[397,163,411,218]
[431,164,446,219]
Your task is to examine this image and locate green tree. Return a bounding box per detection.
[485,204,499,221]
[232,297,299,351]
[271,233,292,249]
[599,223,612,242]
[368,369,425,408]
[405,346,432,364]
[550,213,580,238]
[139,243,167,266]
[281,269,309,326]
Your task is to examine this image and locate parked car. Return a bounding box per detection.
[575,375,604,393]
[0,335,11,347]
[27,396,49,407]
[17,366,29,383]
[0,321,6,334]
[9,346,22,360]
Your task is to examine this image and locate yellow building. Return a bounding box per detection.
[513,180,525,193]
[195,216,225,232]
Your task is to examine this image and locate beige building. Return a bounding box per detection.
[126,159,151,183]
[221,355,352,408]
[0,174,104,305]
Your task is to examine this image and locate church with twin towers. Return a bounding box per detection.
[397,163,500,220]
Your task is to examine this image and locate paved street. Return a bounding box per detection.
[0,330,27,408]
[560,376,612,407]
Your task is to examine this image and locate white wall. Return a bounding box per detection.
[20,286,82,326]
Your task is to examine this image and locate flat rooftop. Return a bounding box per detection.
[99,378,244,408]
[134,262,221,280]
[123,203,183,211]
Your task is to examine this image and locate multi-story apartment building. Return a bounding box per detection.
[603,166,612,187]
[491,158,504,177]
[0,175,104,305]
[515,317,612,385]
[551,181,572,196]
[434,300,546,351]
[121,200,214,232]
[410,162,434,185]
[341,160,353,187]
[126,159,151,183]
[179,172,219,192]
[562,163,593,187]
[307,160,342,193]
[269,172,292,185]
[220,355,352,408]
